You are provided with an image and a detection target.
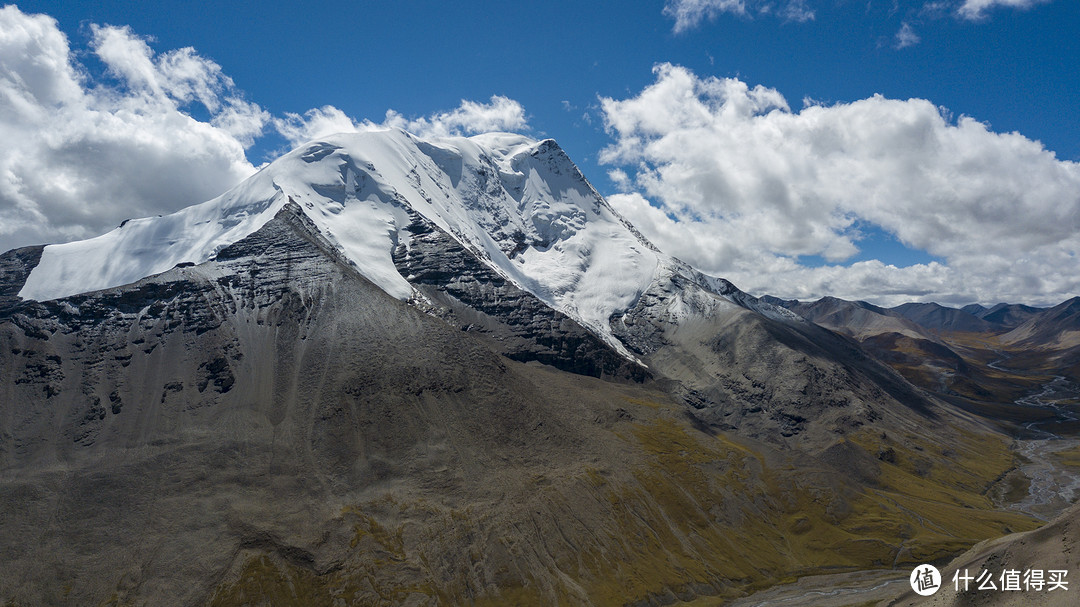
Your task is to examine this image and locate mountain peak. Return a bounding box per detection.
[14,129,695,356]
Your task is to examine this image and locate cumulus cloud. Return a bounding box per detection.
[663,0,813,32]
[406,95,527,138]
[0,6,531,253]
[894,22,921,48]
[957,0,1053,20]
[274,95,527,148]
[0,6,269,252]
[600,63,1080,306]
[274,105,362,147]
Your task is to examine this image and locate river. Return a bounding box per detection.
[1004,373,1080,521]
[722,361,1080,606]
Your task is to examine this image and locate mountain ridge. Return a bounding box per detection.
[0,128,1063,606]
[1,192,1037,606]
[11,128,793,366]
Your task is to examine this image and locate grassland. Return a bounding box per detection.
[207,394,1039,606]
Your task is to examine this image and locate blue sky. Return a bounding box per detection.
[2,1,1078,305]
[30,1,1076,163]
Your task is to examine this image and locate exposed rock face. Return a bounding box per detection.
[391,207,648,381]
[608,266,940,444]
[0,203,1032,607]
[1002,296,1080,349]
[0,135,1048,607]
[1,204,612,605]
[0,245,44,315]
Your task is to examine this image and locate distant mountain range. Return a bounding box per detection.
[766,294,1080,425]
[762,295,1061,335]
[769,294,1080,358]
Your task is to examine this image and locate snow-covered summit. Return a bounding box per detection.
[17,128,796,354]
[19,129,687,343]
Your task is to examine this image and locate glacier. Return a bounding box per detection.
[17,128,790,355]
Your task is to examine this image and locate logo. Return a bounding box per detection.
[911,564,942,596]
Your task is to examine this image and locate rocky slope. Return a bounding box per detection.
[1001,297,1080,351]
[773,294,1080,430]
[966,302,1045,328]
[0,131,1045,606]
[889,501,1080,607]
[891,302,999,333]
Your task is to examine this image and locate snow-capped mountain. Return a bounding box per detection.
[17,128,787,358]
[6,128,917,442]
[3,129,993,607]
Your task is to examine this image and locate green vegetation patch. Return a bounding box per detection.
[1052,443,1080,469]
[207,412,1039,607]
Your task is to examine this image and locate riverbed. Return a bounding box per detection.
[723,569,909,607]
[1007,373,1080,520]
[722,372,1080,606]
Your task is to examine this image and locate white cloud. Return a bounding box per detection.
[919,2,952,18]
[894,22,921,48]
[663,0,814,32]
[0,6,530,253]
[957,0,1052,20]
[780,0,816,22]
[274,96,528,148]
[274,105,363,147]
[0,6,269,252]
[405,95,528,138]
[600,63,1080,306]
[664,0,747,33]
[665,0,1051,34]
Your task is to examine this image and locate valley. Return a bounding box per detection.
[689,355,1080,607]
[0,131,1076,606]
[0,1,1074,605]
[736,298,1080,606]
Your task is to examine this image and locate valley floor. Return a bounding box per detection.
[699,371,1080,607]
